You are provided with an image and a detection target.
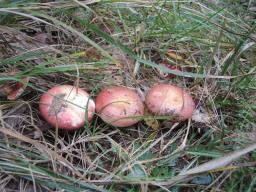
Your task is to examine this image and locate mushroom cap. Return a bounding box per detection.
[39,85,95,130]
[95,86,144,127]
[157,60,181,79]
[145,84,195,121]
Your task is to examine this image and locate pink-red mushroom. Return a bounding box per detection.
[39,85,95,130]
[145,84,195,121]
[95,86,144,127]
[157,60,182,79]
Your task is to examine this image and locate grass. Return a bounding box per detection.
[0,0,256,191]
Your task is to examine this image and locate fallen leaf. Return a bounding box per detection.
[166,50,193,65]
[85,48,102,61]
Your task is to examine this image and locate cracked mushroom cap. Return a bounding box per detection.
[145,84,195,121]
[95,86,144,127]
[39,85,95,130]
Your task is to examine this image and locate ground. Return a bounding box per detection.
[0,0,256,192]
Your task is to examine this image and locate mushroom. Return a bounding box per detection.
[39,85,95,130]
[95,86,144,127]
[157,60,182,79]
[145,84,195,121]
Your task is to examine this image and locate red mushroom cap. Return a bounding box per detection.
[39,85,95,130]
[157,60,182,79]
[95,86,144,127]
[145,84,195,121]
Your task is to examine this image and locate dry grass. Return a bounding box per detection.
[0,0,256,191]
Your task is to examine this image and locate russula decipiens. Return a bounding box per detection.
[145,84,195,121]
[96,86,144,127]
[39,85,95,130]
